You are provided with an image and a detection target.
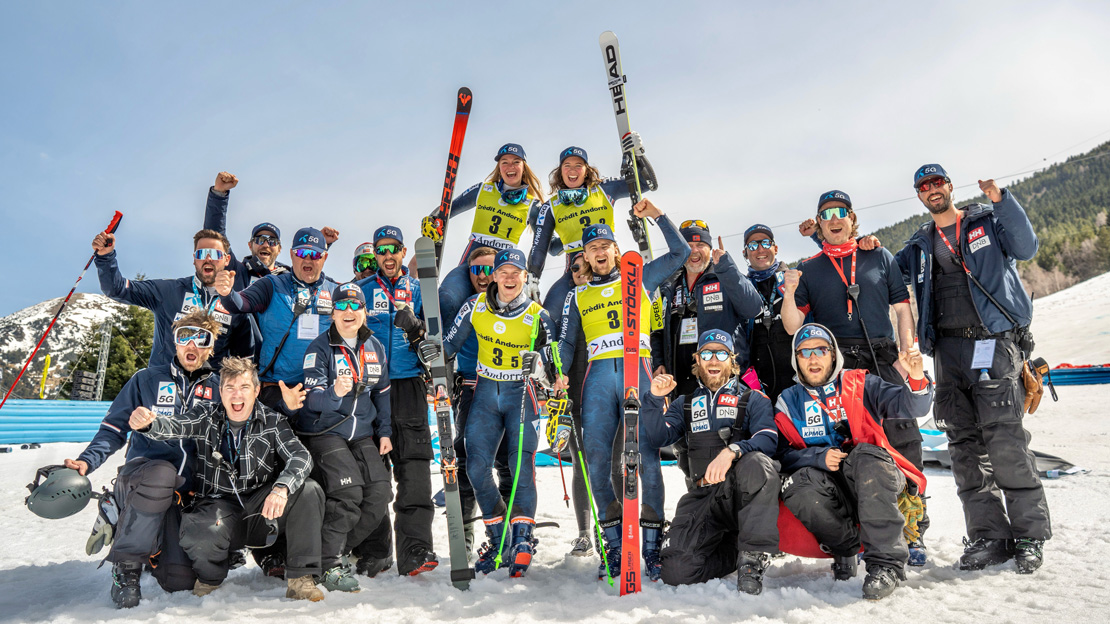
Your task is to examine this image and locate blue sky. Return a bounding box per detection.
[3,1,1109,315]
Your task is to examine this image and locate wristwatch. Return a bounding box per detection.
[727,443,742,459]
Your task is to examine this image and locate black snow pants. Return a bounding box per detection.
[660,452,780,586]
[780,443,908,572]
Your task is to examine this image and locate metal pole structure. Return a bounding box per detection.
[94,322,111,402]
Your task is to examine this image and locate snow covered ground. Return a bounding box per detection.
[2,273,1108,623]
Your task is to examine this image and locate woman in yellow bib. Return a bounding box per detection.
[554,199,689,582]
[441,247,557,578]
[425,144,547,322]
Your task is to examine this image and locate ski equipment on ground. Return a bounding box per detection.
[422,87,473,269]
[0,211,123,411]
[414,236,475,590]
[599,31,653,261]
[619,250,644,595]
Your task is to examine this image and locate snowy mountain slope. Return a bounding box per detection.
[0,293,127,377]
[1026,271,1110,366]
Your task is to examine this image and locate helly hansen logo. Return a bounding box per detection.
[340,477,352,486]
[702,283,720,294]
[968,227,985,242]
[365,351,379,363]
[719,394,739,407]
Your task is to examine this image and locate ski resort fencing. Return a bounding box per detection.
[0,400,110,445]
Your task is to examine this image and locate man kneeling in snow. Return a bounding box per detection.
[64,310,223,608]
[643,330,780,595]
[131,356,328,601]
[775,323,931,601]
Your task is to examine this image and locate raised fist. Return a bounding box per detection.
[978,179,1002,203]
[214,270,236,296]
[214,172,238,193]
[783,268,802,293]
[321,226,340,245]
[651,373,676,397]
[333,375,354,398]
[632,198,662,220]
[798,219,817,238]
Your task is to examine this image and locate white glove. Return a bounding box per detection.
[628,130,646,156]
[416,339,441,366]
[525,272,541,303]
[520,350,553,389]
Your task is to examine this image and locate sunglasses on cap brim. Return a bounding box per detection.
[174,326,214,348]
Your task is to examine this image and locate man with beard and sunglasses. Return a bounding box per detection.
[894,165,1050,575]
[775,323,932,600]
[92,227,252,368]
[779,191,929,564]
[349,225,440,578]
[643,330,779,595]
[62,311,223,608]
[739,225,795,403]
[214,227,338,414]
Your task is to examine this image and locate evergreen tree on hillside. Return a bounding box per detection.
[59,305,154,401]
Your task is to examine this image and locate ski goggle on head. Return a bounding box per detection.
[174,326,214,348]
[334,300,363,311]
[745,239,775,251]
[293,249,326,260]
[375,244,402,256]
[193,248,225,261]
[796,346,831,359]
[698,350,730,362]
[817,207,850,221]
[469,265,494,276]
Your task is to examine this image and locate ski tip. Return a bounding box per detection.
[457,87,473,111]
[600,30,616,41]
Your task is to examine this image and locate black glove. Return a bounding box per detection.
[393,306,424,342]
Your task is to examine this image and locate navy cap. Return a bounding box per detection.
[793,323,835,350]
[818,190,852,211]
[291,227,327,253]
[333,282,366,305]
[559,146,588,165]
[373,225,403,246]
[913,164,949,187]
[582,223,617,247]
[697,329,734,352]
[743,224,774,244]
[494,248,527,271]
[251,222,281,239]
[681,223,711,245]
[495,143,527,162]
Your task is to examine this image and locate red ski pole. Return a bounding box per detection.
[0,211,123,411]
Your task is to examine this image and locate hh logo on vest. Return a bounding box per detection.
[719,394,738,407]
[193,386,213,400]
[702,283,720,294]
[968,226,991,253]
[364,351,379,363]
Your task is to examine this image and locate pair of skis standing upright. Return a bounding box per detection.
[416,31,654,595]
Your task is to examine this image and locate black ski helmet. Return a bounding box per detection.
[25,465,95,519]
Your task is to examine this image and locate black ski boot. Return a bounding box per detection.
[831,554,858,580]
[958,537,1013,571]
[861,564,901,600]
[110,562,142,609]
[737,551,770,595]
[641,519,664,582]
[475,519,506,575]
[1014,538,1044,574]
[356,554,394,578]
[398,545,439,576]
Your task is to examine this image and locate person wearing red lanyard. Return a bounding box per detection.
[781,190,930,563]
[895,164,1049,575]
[775,323,932,601]
[297,283,393,594]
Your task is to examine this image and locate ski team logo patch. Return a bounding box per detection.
[394,289,411,305]
[802,401,824,439]
[601,287,615,298]
[969,230,991,253]
[968,227,985,242]
[364,351,378,363]
[702,283,720,294]
[372,290,389,314]
[303,353,317,369]
[719,394,738,407]
[690,396,710,433]
[156,383,176,407]
[493,321,507,334]
[193,386,213,400]
[335,354,352,377]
